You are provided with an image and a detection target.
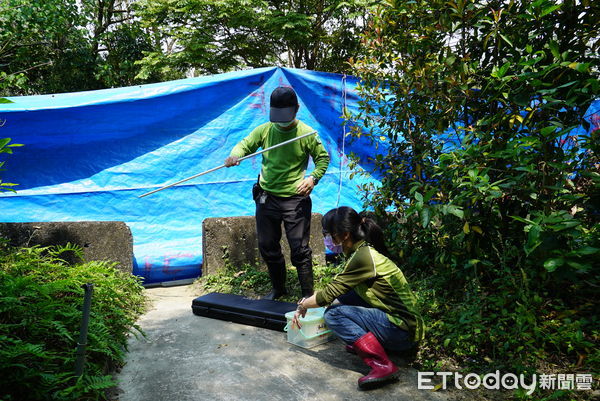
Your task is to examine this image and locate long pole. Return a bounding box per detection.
[138,130,317,198]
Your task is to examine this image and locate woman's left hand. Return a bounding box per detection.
[292,298,308,329]
[291,307,306,329]
[291,294,319,329]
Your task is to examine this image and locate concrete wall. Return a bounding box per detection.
[0,221,133,274]
[202,214,325,275]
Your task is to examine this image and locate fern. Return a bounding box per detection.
[82,374,116,391]
[47,242,85,263]
[0,241,147,401]
[49,321,75,343]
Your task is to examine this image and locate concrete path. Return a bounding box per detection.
[112,285,481,401]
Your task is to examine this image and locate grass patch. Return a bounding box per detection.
[193,259,343,303]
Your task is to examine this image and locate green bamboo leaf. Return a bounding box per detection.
[548,220,580,231]
[497,62,510,78]
[574,246,599,255]
[424,188,436,202]
[447,205,464,219]
[566,261,590,272]
[445,55,456,65]
[541,126,556,136]
[543,258,564,272]
[405,205,417,217]
[549,41,560,59]
[498,33,513,47]
[421,207,431,228]
[525,225,542,255]
[513,91,530,106]
[540,4,562,17]
[567,62,590,73]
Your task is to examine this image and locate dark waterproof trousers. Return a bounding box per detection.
[255,191,314,297]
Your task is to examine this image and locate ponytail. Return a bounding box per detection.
[359,215,392,259]
[322,207,392,259]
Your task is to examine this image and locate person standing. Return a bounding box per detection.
[224,86,330,299]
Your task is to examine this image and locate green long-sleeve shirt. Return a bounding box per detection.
[315,240,425,342]
[230,121,330,197]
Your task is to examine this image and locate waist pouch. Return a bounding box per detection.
[252,176,263,201]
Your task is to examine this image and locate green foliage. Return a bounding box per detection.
[0,241,147,401]
[350,0,599,397]
[134,0,373,78]
[96,22,161,88]
[1,0,373,94]
[0,0,158,96]
[0,0,93,95]
[0,73,27,95]
[0,137,23,192]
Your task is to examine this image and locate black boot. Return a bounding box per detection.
[262,262,288,300]
[296,264,314,298]
[262,288,288,300]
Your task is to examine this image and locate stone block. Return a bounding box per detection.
[0,221,133,274]
[202,214,325,275]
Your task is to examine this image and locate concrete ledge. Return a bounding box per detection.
[0,221,133,274]
[202,214,325,275]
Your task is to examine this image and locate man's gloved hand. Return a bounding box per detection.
[296,176,315,196]
[224,156,240,167]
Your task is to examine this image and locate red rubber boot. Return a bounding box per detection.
[353,332,399,390]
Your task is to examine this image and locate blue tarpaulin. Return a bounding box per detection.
[0,67,381,284]
[2,67,597,283]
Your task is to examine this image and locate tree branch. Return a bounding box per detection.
[0,61,52,80]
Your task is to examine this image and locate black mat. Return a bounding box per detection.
[191,292,297,331]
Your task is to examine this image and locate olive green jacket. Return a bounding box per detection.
[316,240,425,342]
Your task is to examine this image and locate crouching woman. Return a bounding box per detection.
[292,206,424,390]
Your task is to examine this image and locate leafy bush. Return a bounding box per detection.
[349,0,599,398]
[0,241,146,401]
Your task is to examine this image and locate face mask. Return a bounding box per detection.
[275,120,294,128]
[324,234,343,254]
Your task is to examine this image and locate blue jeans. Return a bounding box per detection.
[323,291,415,352]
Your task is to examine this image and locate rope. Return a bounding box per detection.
[336,74,347,208]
